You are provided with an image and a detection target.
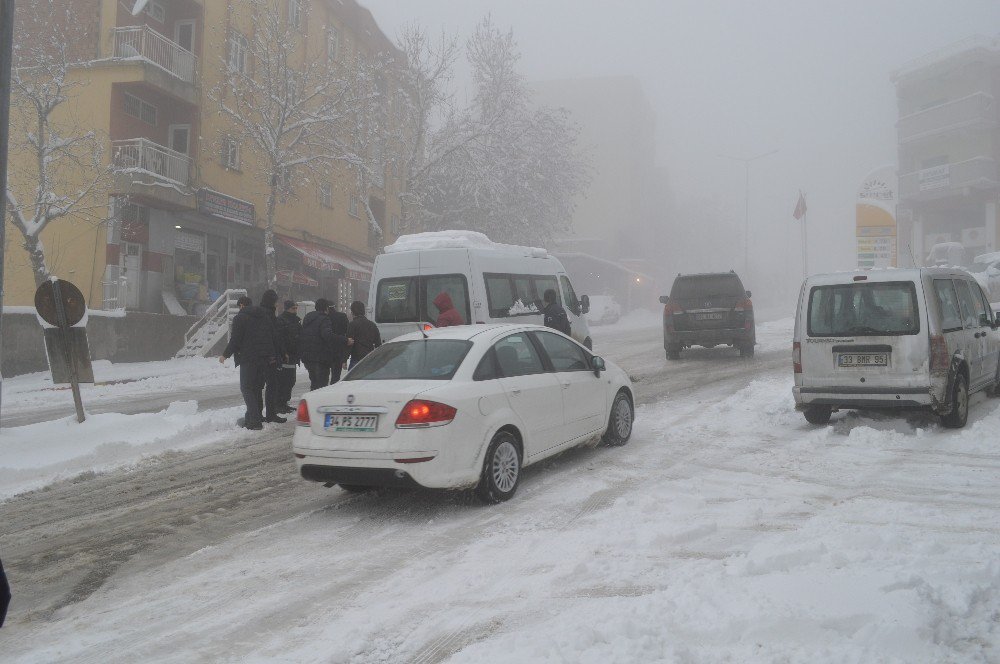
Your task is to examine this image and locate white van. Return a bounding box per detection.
[368,231,593,348]
[793,268,1000,428]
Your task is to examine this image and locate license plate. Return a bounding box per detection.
[838,353,888,367]
[324,413,379,432]
[695,313,724,321]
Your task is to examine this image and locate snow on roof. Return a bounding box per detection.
[384,231,548,258]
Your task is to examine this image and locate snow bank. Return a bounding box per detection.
[0,401,245,500]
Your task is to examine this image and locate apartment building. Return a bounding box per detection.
[5,0,404,315]
[892,36,1000,267]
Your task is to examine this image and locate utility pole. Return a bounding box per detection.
[0,0,17,425]
[719,149,778,276]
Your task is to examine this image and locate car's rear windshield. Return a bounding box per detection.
[671,275,744,298]
[807,281,920,336]
[346,340,473,381]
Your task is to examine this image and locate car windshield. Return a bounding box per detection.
[807,281,920,336]
[345,340,473,381]
[671,275,744,298]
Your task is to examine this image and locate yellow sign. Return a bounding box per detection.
[856,165,897,268]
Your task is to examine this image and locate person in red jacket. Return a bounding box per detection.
[433,291,464,327]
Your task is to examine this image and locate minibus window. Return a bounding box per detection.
[933,279,963,332]
[376,277,419,323]
[375,274,469,324]
[807,281,919,336]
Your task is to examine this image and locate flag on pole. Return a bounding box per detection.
[793,191,807,220]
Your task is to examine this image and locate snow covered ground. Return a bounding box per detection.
[3,319,1000,662]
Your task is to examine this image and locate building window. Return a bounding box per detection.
[391,215,400,234]
[349,193,360,218]
[228,32,249,74]
[123,92,157,126]
[222,137,241,170]
[288,0,302,29]
[144,0,166,23]
[319,182,333,208]
[327,27,339,62]
[279,166,294,193]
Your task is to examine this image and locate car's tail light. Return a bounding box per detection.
[735,298,754,329]
[792,341,802,373]
[395,400,457,428]
[423,323,434,331]
[929,335,949,375]
[663,301,681,331]
[296,399,310,427]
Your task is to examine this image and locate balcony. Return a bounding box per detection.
[899,156,999,201]
[112,138,195,207]
[112,26,197,83]
[897,92,997,143]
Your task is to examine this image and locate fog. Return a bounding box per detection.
[364,0,1000,310]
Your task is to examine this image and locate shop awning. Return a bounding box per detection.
[276,235,372,280]
[276,269,319,288]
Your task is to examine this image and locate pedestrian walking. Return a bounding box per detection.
[259,290,286,423]
[327,301,351,384]
[219,293,281,429]
[347,300,381,369]
[541,289,572,336]
[1,556,11,628]
[432,291,464,327]
[275,300,302,413]
[300,298,336,389]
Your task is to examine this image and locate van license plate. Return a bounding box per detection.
[838,353,888,367]
[325,414,379,432]
[695,313,724,321]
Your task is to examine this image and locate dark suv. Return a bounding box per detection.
[659,271,756,359]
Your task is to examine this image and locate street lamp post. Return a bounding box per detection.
[719,149,778,275]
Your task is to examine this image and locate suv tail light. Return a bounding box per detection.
[929,335,949,375]
[792,341,802,373]
[735,297,754,329]
[296,399,311,426]
[395,400,457,428]
[663,300,681,331]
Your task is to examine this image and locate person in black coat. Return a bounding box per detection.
[347,300,381,369]
[258,290,286,423]
[299,298,337,389]
[1,556,10,628]
[220,293,282,428]
[542,289,572,336]
[275,300,302,413]
[327,301,351,384]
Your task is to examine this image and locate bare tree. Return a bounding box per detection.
[209,0,372,287]
[397,18,589,247]
[5,0,111,286]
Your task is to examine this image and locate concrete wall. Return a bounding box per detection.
[1,312,199,378]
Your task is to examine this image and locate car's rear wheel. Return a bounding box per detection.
[603,390,633,446]
[475,431,521,504]
[740,345,755,358]
[941,372,969,428]
[803,404,831,425]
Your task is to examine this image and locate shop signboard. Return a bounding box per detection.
[197,188,255,226]
[856,165,898,269]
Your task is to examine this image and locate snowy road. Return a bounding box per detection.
[3,319,1000,662]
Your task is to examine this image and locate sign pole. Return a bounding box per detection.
[51,279,86,423]
[0,0,17,426]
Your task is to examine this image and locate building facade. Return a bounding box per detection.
[5,0,405,315]
[892,36,1000,267]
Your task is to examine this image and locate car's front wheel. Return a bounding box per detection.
[941,372,969,428]
[603,390,633,446]
[475,431,521,504]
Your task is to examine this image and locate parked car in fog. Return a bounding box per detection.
[969,251,1000,302]
[293,324,634,503]
[793,268,1000,428]
[659,271,756,359]
[586,295,621,325]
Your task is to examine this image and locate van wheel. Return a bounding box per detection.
[603,390,633,446]
[803,405,831,425]
[739,345,755,358]
[941,373,969,428]
[475,431,521,504]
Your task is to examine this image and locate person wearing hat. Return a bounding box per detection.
[275,300,302,413]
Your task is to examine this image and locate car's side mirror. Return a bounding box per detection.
[580,294,590,315]
[658,295,670,304]
[745,290,752,298]
[591,355,606,376]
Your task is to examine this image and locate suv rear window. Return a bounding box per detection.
[807,281,920,336]
[671,274,744,298]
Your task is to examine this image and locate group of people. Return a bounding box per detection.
[219,291,381,430]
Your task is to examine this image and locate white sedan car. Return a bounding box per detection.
[293,324,634,503]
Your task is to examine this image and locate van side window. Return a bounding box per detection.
[932,279,963,332]
[955,279,987,328]
[485,273,555,317]
[560,276,580,315]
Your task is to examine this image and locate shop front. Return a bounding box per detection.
[276,235,373,311]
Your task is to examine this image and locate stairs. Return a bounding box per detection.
[175,289,247,358]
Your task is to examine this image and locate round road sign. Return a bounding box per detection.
[34,279,87,327]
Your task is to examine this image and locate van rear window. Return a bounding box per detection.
[807,281,919,337]
[375,274,470,325]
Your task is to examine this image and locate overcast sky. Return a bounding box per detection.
[363,0,1000,301]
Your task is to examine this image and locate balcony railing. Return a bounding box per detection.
[112,138,192,187]
[898,92,997,143]
[112,25,197,84]
[899,156,999,199]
